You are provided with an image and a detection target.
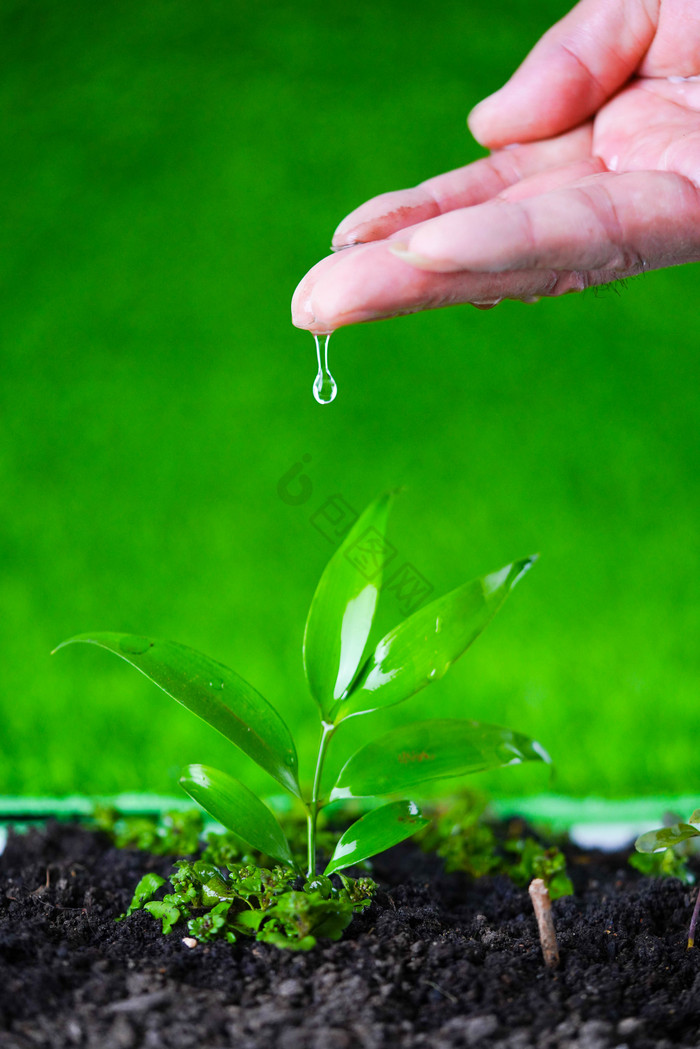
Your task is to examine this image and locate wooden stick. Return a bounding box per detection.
[529,878,560,969]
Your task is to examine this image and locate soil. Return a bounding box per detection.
[2,822,700,1049]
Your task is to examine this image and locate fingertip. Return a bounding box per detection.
[332,187,443,249]
[466,94,498,146]
[291,265,351,333]
[332,205,371,249]
[298,242,411,330]
[331,228,359,251]
[291,274,317,331]
[468,90,528,151]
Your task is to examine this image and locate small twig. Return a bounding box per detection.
[529,877,559,969]
[424,979,457,1004]
[31,867,52,895]
[688,887,700,949]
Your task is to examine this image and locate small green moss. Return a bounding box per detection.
[122,856,375,951]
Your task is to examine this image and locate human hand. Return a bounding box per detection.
[292,0,700,332]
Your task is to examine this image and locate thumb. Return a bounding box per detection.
[468,0,657,149]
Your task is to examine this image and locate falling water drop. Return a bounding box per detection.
[312,333,337,404]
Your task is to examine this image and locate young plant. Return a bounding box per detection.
[635,811,700,947]
[505,835,573,900]
[417,793,573,897]
[55,493,549,882]
[93,805,205,856]
[417,793,503,878]
[122,860,375,950]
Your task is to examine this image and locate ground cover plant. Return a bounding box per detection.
[635,810,700,947]
[94,805,375,950]
[56,493,548,947]
[417,793,573,900]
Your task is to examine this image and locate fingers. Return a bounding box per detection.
[293,169,700,331]
[292,240,589,331]
[468,0,657,149]
[331,126,594,248]
[497,157,606,202]
[389,171,700,274]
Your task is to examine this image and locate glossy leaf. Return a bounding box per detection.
[338,556,537,718]
[180,764,296,869]
[324,800,429,876]
[635,823,700,854]
[303,491,395,720]
[330,718,550,800]
[54,633,300,797]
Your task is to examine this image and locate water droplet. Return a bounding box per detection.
[119,636,153,655]
[209,679,225,690]
[312,333,337,404]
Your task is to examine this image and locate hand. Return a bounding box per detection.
[292,0,700,332]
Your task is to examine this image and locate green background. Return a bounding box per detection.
[2,0,698,804]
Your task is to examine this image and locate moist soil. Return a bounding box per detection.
[2,822,700,1049]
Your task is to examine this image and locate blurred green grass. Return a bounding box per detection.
[1,0,698,802]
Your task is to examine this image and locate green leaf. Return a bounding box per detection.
[689,810,700,825]
[54,633,300,797]
[258,889,356,947]
[234,909,266,933]
[324,800,429,876]
[144,900,181,934]
[303,491,396,721]
[180,764,296,870]
[331,718,550,800]
[549,872,575,900]
[123,872,166,917]
[635,823,700,854]
[339,556,537,718]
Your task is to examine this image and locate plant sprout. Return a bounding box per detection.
[55,492,549,880]
[635,811,700,948]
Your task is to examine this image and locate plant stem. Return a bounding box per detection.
[307,720,336,878]
[688,886,700,949]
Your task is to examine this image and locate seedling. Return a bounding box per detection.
[122,860,375,950]
[93,805,205,856]
[635,811,700,948]
[506,835,573,900]
[629,843,694,884]
[418,793,503,878]
[55,493,549,884]
[417,794,573,898]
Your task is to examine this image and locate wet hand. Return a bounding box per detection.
[292,0,700,332]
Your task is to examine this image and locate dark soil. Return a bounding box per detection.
[2,822,700,1049]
